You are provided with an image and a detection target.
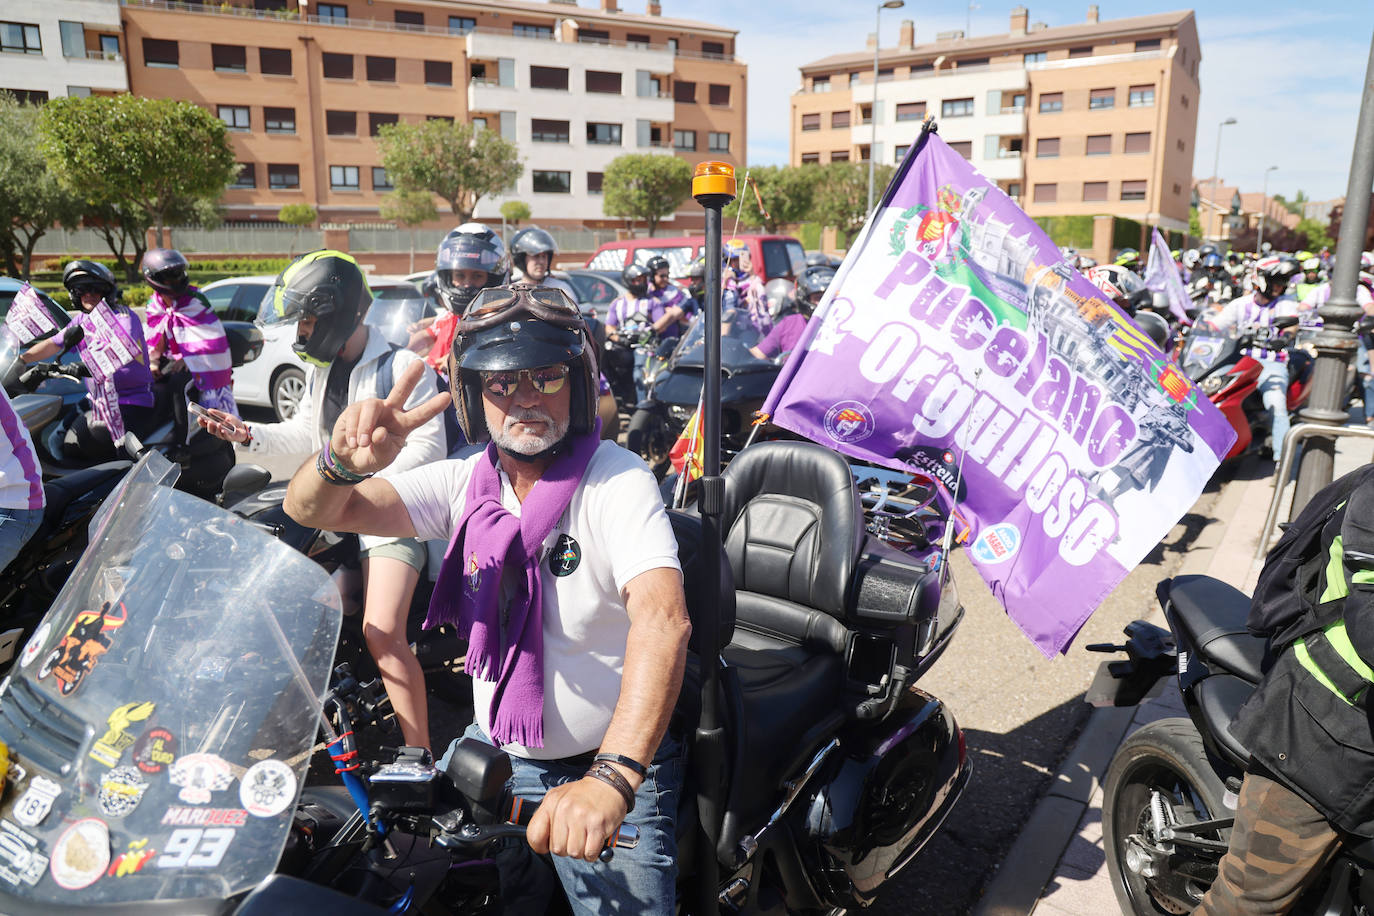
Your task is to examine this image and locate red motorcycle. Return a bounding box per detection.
[1178,317,1312,460]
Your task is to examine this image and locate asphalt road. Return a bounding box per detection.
[241,412,1256,913]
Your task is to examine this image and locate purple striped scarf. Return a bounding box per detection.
[146,289,234,391]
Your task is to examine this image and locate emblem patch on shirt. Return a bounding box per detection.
[549,534,581,577]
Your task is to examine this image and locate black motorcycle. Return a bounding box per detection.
[0,437,970,914]
[1088,575,1373,914]
[626,314,782,476]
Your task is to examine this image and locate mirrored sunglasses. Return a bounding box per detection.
[479,363,570,398]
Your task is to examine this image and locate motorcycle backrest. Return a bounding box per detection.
[719,441,864,620]
[219,463,272,508]
[223,320,265,366]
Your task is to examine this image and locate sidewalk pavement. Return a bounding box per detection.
[970,425,1374,916]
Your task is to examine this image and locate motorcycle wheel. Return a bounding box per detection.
[1102,717,1229,916]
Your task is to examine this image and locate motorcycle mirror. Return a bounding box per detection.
[60,325,85,353]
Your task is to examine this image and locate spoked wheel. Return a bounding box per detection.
[1102,718,1231,916]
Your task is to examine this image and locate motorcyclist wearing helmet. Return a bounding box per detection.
[607,261,689,402]
[1113,247,1141,273]
[22,261,158,461]
[1295,256,1325,302]
[410,225,509,371]
[1300,257,1374,424]
[750,265,834,361]
[141,248,239,422]
[510,227,579,303]
[200,249,446,751]
[724,240,768,333]
[1208,256,1304,456]
[644,255,694,335]
[282,283,690,913]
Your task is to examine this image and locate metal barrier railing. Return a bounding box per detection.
[1254,421,1374,564]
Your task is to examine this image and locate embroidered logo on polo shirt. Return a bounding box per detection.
[549,534,581,577]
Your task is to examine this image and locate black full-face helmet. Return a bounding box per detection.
[436,224,508,312]
[510,227,558,277]
[621,263,650,298]
[258,249,372,366]
[141,248,191,296]
[62,260,117,309]
[449,284,598,445]
[794,265,835,315]
[1254,256,1301,301]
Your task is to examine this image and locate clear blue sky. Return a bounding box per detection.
[667,0,1371,204]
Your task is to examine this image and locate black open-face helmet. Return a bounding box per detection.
[510,227,558,276]
[63,260,117,309]
[449,283,598,444]
[258,249,371,366]
[141,248,191,296]
[621,263,650,298]
[436,224,508,312]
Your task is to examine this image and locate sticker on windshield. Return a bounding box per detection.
[98,767,149,819]
[107,837,155,877]
[12,776,62,828]
[50,817,110,890]
[18,622,49,669]
[133,727,177,775]
[161,807,247,827]
[169,754,234,805]
[239,759,296,818]
[0,819,48,886]
[89,701,157,768]
[155,827,235,869]
[37,601,128,697]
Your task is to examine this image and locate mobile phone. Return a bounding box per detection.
[187,402,215,422]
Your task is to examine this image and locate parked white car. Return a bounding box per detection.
[199,275,426,420]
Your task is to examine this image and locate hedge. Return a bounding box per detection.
[1032,215,1095,250]
[37,256,292,274]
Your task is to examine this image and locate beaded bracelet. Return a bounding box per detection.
[584,761,636,812]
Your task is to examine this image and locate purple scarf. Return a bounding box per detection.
[425,425,601,747]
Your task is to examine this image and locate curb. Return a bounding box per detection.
[970,458,1275,916]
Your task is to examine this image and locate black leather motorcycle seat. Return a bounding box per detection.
[1193,672,1255,768]
[721,627,845,823]
[38,461,129,536]
[1169,575,1266,684]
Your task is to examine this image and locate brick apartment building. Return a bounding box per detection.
[791,5,1200,240]
[0,0,128,101]
[116,0,746,228]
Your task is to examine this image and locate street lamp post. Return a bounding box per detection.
[1257,164,1278,253]
[866,0,904,215]
[1210,117,1236,240]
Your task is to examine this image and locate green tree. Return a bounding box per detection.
[0,94,84,278]
[379,190,438,272]
[601,154,693,236]
[812,161,894,245]
[722,165,819,234]
[1296,216,1335,251]
[500,200,531,227]
[40,95,237,251]
[376,120,522,221]
[277,202,317,257]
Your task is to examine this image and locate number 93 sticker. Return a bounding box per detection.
[155,827,235,870]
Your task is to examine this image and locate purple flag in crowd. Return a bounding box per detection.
[762,131,1236,657]
[1144,228,1191,322]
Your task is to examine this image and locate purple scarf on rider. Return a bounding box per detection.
[424,423,601,748]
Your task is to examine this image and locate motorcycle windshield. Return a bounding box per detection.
[670,313,772,372]
[363,297,432,349]
[1179,328,1229,380]
[0,450,341,909]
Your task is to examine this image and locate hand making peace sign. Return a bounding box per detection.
[331,359,452,476]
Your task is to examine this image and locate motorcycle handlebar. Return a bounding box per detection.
[434,800,640,862]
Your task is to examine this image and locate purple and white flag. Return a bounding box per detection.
[4,285,60,342]
[78,302,141,442]
[1144,227,1190,322]
[762,131,1236,656]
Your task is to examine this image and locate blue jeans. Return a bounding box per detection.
[1257,359,1291,456]
[439,723,683,915]
[0,505,42,575]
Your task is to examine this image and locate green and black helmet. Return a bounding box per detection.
[258,249,371,366]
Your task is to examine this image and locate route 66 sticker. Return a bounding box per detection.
[12,776,61,828]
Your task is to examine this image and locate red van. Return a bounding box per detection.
[585,233,807,282]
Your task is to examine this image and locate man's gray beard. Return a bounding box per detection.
[493,406,570,455]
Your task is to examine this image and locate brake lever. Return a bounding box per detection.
[434,819,640,863]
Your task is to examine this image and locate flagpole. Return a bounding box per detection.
[690,160,736,915]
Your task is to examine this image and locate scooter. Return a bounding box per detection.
[1178,317,1312,460]
[1086,575,1374,915]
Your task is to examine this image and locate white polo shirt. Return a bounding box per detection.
[389,441,681,760]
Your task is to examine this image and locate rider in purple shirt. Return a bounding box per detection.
[750,265,834,361]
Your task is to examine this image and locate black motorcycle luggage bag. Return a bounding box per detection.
[847,535,938,673]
